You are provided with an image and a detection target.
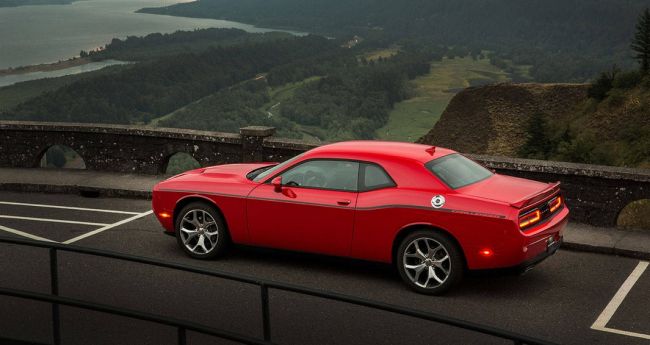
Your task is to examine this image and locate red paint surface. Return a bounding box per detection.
[152,141,568,270]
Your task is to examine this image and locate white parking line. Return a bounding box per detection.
[0,215,110,227]
[63,210,153,244]
[0,224,57,243]
[591,261,650,340]
[0,201,140,215]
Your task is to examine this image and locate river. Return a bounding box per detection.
[0,0,299,79]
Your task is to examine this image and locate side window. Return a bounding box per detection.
[281,160,359,191]
[361,163,395,191]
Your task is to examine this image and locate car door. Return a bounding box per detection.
[246,159,359,256]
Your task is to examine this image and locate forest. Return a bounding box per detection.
[1,27,431,142]
[139,0,648,82]
[157,48,432,140]
[4,35,339,124]
[85,29,292,62]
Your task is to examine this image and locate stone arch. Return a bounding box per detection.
[617,199,650,230]
[38,145,86,169]
[162,152,201,175]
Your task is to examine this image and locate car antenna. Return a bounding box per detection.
[425,146,436,155]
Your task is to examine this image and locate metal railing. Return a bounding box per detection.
[0,236,557,345]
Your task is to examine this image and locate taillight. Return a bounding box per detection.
[519,209,541,229]
[549,196,562,213]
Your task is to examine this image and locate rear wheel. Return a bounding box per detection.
[397,230,464,295]
[175,202,228,259]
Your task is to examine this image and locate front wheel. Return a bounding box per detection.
[175,202,228,259]
[397,230,464,295]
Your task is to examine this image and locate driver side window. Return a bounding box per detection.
[281,160,359,192]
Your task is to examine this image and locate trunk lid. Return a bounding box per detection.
[458,174,560,208]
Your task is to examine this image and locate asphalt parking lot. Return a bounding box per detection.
[0,191,648,345]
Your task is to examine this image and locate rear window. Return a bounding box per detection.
[425,154,493,189]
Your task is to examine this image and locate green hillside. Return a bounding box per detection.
[138,0,648,82]
[378,56,511,142]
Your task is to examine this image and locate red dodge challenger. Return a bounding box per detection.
[152,141,568,294]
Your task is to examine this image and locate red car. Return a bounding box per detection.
[152,141,568,294]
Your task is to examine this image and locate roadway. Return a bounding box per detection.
[0,191,648,345]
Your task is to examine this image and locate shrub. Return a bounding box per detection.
[613,70,642,89]
[519,113,552,159]
[588,67,619,100]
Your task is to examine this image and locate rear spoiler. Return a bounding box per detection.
[510,182,561,209]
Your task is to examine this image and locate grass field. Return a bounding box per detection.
[377,56,511,141]
[261,76,321,118]
[361,47,399,62]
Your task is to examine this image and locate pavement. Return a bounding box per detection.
[0,167,163,198]
[1,167,648,260]
[0,191,648,345]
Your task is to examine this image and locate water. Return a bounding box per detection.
[0,59,128,87]
[0,0,299,70]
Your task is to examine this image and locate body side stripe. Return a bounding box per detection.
[158,188,506,219]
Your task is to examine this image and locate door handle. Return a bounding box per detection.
[337,199,351,206]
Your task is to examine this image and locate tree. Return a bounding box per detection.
[587,65,619,100]
[519,113,552,159]
[632,8,650,73]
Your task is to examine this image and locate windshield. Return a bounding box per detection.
[252,153,306,182]
[425,154,493,189]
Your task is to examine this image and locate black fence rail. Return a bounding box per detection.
[0,236,557,345]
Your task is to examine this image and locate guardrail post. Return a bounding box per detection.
[49,248,61,345]
[177,327,186,345]
[260,284,271,341]
[240,126,276,163]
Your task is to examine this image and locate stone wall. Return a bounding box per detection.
[0,121,313,175]
[469,155,650,228]
[1,121,648,227]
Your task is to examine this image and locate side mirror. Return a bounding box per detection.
[271,176,283,193]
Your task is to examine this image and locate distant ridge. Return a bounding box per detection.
[417,83,589,156]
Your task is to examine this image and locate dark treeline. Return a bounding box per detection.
[86,29,292,61]
[280,52,431,139]
[156,49,431,141]
[4,35,338,124]
[139,0,648,82]
[266,49,358,86]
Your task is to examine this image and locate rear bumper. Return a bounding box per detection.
[467,206,568,270]
[520,207,568,263]
[516,237,562,272]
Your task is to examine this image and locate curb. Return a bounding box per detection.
[0,183,152,200]
[562,241,650,261]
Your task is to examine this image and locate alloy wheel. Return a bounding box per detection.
[179,209,219,255]
[402,237,451,288]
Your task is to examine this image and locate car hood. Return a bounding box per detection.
[457,174,551,205]
[163,163,274,185]
[199,163,273,179]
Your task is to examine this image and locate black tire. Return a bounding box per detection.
[175,202,229,259]
[396,230,464,295]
